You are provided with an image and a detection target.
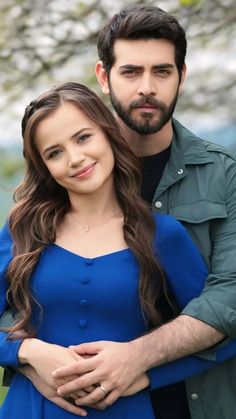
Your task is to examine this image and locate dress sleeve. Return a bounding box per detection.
[147,214,236,389]
[0,222,23,367]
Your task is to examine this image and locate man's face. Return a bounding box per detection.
[100,39,185,135]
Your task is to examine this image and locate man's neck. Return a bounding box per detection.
[117,117,173,157]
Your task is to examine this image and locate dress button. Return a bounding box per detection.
[177,168,184,175]
[81,278,90,284]
[84,258,92,265]
[190,393,199,401]
[79,319,87,328]
[155,201,162,209]
[81,277,90,284]
[80,299,88,307]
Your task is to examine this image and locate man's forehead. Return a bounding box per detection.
[112,38,176,66]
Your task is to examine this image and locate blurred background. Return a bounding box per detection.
[0,0,236,401]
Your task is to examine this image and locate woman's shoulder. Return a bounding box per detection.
[0,221,13,313]
[0,220,12,242]
[153,212,186,244]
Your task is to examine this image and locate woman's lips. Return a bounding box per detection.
[72,163,96,179]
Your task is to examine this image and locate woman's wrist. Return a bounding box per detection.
[18,338,38,365]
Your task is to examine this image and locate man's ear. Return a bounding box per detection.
[95,61,110,95]
[179,63,187,92]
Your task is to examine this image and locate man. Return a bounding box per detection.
[51,6,236,419]
[2,6,236,419]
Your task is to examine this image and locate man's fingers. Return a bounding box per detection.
[57,371,99,396]
[69,342,103,355]
[84,384,96,393]
[74,385,109,406]
[51,396,87,416]
[75,389,120,409]
[104,389,121,406]
[74,389,89,398]
[53,357,96,379]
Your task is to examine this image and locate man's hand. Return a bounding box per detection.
[122,373,150,396]
[53,340,144,407]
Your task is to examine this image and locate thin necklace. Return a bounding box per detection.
[69,210,122,233]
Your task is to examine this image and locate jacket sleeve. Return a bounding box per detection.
[181,156,236,337]
[146,214,236,390]
[0,222,23,367]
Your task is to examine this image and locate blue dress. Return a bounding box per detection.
[0,214,236,419]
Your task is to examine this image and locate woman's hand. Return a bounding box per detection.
[20,365,88,417]
[122,373,150,396]
[18,339,102,411]
[18,338,82,388]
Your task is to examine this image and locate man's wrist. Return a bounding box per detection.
[130,335,158,372]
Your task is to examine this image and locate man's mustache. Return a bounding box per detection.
[130,97,166,112]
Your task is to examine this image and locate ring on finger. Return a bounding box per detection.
[98,384,109,397]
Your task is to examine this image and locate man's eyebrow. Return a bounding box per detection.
[118,63,175,70]
[119,64,144,71]
[152,64,175,69]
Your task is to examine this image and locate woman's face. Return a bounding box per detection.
[35,101,115,198]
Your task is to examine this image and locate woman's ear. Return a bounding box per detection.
[95,61,110,95]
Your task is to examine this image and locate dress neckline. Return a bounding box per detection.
[52,243,131,261]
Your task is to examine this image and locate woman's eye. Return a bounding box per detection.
[47,149,63,159]
[77,134,90,143]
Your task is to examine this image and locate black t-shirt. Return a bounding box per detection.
[140,147,191,419]
[140,146,171,203]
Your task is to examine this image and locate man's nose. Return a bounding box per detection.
[137,74,156,96]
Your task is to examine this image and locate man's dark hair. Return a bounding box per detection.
[97,6,187,78]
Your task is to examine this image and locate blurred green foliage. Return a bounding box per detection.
[0,148,24,226]
[0,368,8,405]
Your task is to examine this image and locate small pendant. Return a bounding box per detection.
[85,225,89,233]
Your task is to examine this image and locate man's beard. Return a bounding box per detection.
[109,83,179,135]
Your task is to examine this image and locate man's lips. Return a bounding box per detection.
[72,163,96,178]
[131,98,164,111]
[137,104,157,109]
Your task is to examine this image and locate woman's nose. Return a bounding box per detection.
[68,149,85,168]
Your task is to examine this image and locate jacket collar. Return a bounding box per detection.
[154,119,214,197]
[172,118,215,165]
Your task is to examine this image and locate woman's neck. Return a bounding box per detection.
[68,186,121,225]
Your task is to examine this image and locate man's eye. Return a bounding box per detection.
[156,69,171,76]
[122,69,138,75]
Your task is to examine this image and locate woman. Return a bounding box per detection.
[0,82,236,419]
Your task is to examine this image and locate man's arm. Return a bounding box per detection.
[137,315,224,368]
[182,156,236,337]
[52,315,224,407]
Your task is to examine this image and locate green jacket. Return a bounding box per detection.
[154,119,236,419]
